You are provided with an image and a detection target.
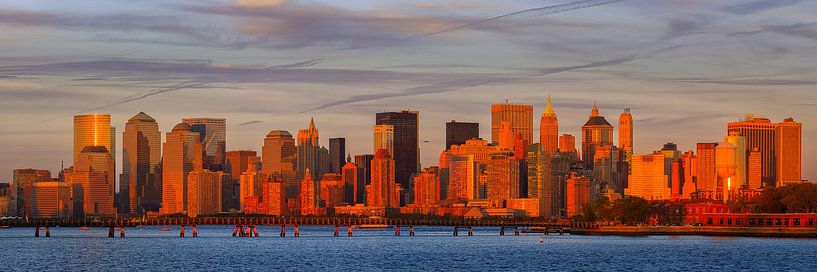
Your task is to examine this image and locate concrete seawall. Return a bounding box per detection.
[572,226,817,238]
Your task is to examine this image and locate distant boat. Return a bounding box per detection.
[79,227,90,231]
[159,227,172,232]
[352,224,390,230]
[0,226,10,229]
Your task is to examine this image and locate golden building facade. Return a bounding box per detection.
[121,112,161,215]
[491,103,533,147]
[540,96,559,154]
[625,154,670,200]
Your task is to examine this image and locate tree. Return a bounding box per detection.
[614,197,650,225]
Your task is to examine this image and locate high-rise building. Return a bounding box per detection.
[565,173,590,218]
[300,169,317,215]
[73,146,115,216]
[121,112,161,215]
[317,146,330,178]
[777,118,802,186]
[262,130,296,173]
[696,143,717,199]
[724,132,746,188]
[446,154,478,200]
[559,134,577,154]
[0,183,13,217]
[354,154,374,203]
[445,121,479,150]
[373,124,394,157]
[263,178,286,216]
[329,138,346,174]
[581,100,613,169]
[73,114,115,206]
[593,144,619,195]
[161,123,203,215]
[367,149,398,208]
[341,162,359,204]
[748,148,762,189]
[375,110,419,196]
[527,144,552,204]
[681,151,697,199]
[182,118,226,171]
[625,154,669,200]
[727,115,776,186]
[540,96,559,154]
[225,150,257,206]
[550,153,573,217]
[491,102,533,148]
[413,167,440,207]
[12,168,51,217]
[619,108,633,160]
[31,181,72,219]
[319,173,344,208]
[486,152,523,203]
[297,119,320,180]
[240,160,265,212]
[498,121,516,151]
[187,170,228,217]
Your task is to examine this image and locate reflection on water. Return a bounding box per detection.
[1,225,816,271]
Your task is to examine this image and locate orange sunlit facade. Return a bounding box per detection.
[540,96,559,154]
[491,103,533,147]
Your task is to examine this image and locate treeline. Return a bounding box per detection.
[752,183,817,213]
[576,196,651,225]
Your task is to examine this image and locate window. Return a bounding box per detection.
[809,218,814,226]
[767,219,773,225]
[749,218,756,226]
[707,218,713,225]
[776,219,782,226]
[727,218,732,225]
[784,219,789,226]
[794,219,800,226]
[719,218,724,225]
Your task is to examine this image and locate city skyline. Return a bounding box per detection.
[1,0,816,183]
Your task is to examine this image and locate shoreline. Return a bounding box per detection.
[567,226,817,238]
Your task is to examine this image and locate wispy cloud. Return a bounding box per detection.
[426,0,626,35]
[721,0,803,15]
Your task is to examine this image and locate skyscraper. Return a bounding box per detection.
[299,169,317,215]
[540,96,559,154]
[297,119,319,180]
[161,123,202,215]
[367,149,398,208]
[354,154,374,203]
[187,169,227,217]
[527,143,552,218]
[696,143,717,199]
[486,152,523,202]
[341,162,359,204]
[413,168,440,207]
[182,118,226,171]
[498,121,516,151]
[262,131,296,173]
[446,154,478,200]
[565,173,590,218]
[445,121,479,150]
[625,154,669,200]
[329,138,346,174]
[748,148,762,189]
[73,114,115,203]
[31,181,72,219]
[581,100,613,169]
[776,118,802,186]
[226,150,256,182]
[491,102,533,147]
[375,110,419,197]
[559,134,577,154]
[240,160,265,212]
[121,112,161,215]
[618,108,633,160]
[724,132,746,187]
[373,124,394,158]
[727,115,776,186]
[73,146,115,216]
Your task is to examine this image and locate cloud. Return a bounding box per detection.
[732,23,817,41]
[721,0,803,15]
[426,0,626,35]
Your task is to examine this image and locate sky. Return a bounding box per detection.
[1,0,816,183]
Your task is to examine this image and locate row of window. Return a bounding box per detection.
[705,217,816,226]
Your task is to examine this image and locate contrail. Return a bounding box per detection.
[427,0,627,35]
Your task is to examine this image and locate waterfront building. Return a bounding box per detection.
[625,154,670,200]
[486,152,524,205]
[162,123,203,215]
[777,118,802,186]
[491,102,533,147]
[182,118,226,171]
[446,120,479,150]
[329,138,346,174]
[506,198,544,218]
[0,183,11,216]
[354,154,374,202]
[31,181,72,219]
[319,173,344,208]
[263,178,286,216]
[728,115,802,187]
[121,112,161,215]
[540,96,559,154]
[12,168,51,217]
[581,100,613,169]
[375,110,419,199]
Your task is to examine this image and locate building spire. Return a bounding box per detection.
[544,95,556,117]
[309,118,316,130]
[591,97,600,117]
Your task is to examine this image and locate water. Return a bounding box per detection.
[1,225,816,271]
